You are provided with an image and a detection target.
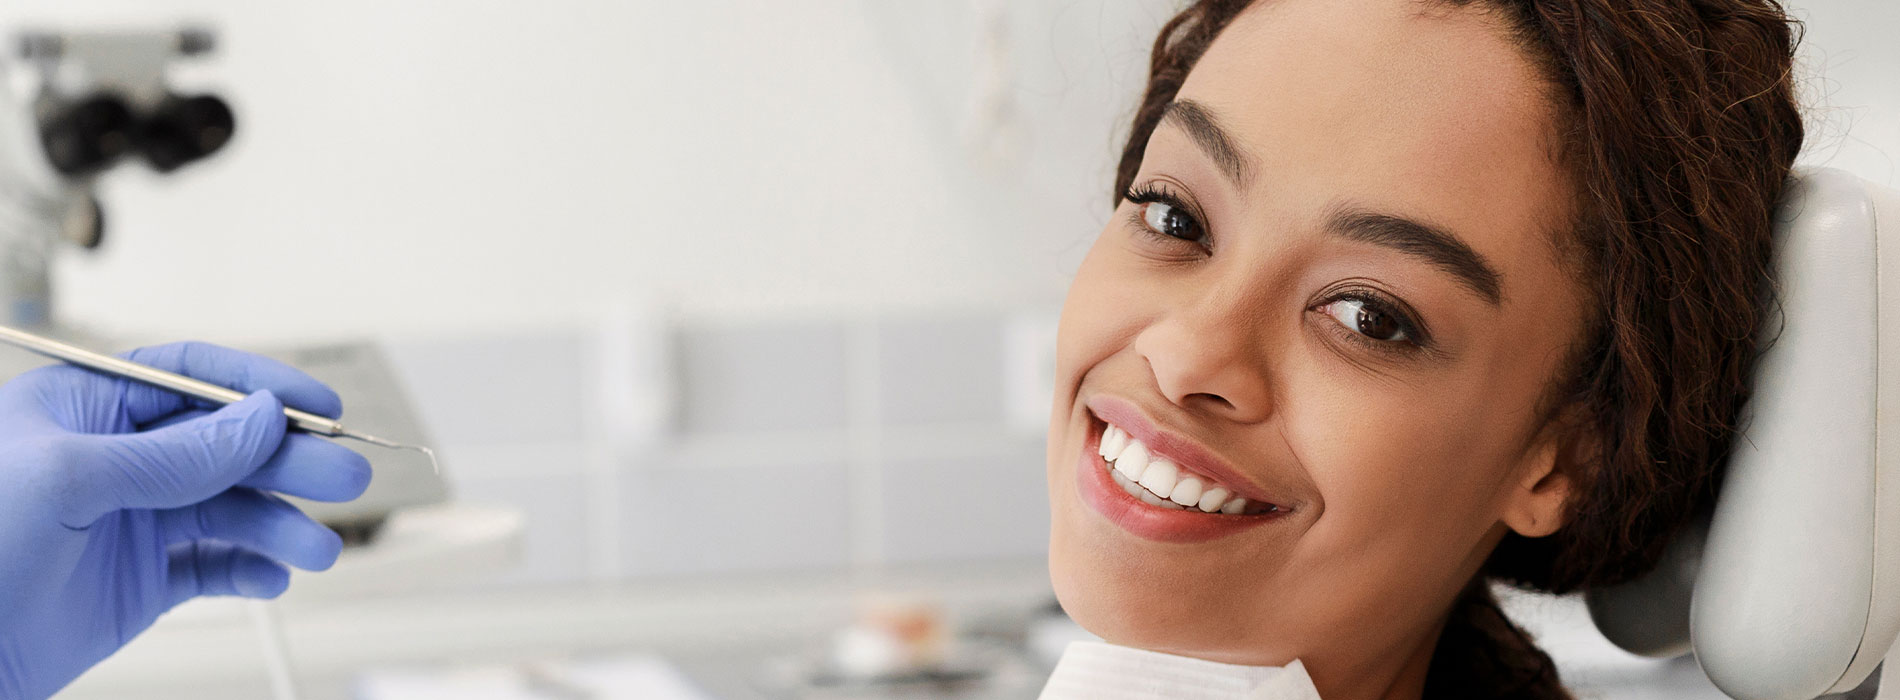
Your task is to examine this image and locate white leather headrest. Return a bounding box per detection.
[1585,168,1900,699]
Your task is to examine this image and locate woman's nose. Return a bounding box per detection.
[1133,305,1274,424]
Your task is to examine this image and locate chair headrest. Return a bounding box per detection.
[1585,168,1900,700]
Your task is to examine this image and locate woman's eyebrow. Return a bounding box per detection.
[1163,99,1252,187]
[1325,204,1505,305]
[1160,99,1503,305]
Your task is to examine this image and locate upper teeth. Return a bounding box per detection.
[1098,423,1258,515]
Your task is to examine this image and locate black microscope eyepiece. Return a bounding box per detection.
[136,94,235,173]
[39,94,135,176]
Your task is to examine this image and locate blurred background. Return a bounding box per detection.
[0,1,1883,698]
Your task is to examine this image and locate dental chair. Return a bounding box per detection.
[1586,168,1900,700]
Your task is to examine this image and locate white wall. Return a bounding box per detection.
[0,0,1888,343]
[1793,0,1900,184]
[0,1,1168,342]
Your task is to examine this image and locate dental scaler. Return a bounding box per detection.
[0,324,439,473]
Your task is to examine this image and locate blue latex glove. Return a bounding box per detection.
[0,342,372,700]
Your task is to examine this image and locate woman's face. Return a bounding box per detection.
[1047,0,1591,694]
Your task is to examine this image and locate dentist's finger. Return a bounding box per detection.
[165,541,292,607]
[157,487,343,573]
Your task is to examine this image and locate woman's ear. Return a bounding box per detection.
[1501,409,1597,538]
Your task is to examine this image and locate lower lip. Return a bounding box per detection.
[1075,417,1285,544]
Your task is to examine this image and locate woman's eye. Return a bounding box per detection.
[1320,298,1410,343]
[1139,200,1203,241]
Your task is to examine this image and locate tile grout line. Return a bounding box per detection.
[846,318,886,578]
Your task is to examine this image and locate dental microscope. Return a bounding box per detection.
[0,27,449,541]
[0,27,232,328]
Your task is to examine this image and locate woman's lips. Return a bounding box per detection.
[1085,394,1289,508]
[1099,422,1266,514]
[1077,414,1290,544]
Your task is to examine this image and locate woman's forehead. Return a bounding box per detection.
[1170,0,1574,283]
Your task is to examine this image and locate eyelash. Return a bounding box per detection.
[1312,288,1434,356]
[1123,182,1210,248]
[1122,180,1433,356]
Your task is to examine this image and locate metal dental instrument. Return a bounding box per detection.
[0,324,439,474]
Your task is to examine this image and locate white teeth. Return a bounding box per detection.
[1098,426,1124,459]
[1197,487,1229,513]
[1116,441,1151,481]
[1140,489,1182,509]
[1138,459,1179,500]
[1104,427,1129,461]
[1100,422,1268,516]
[1112,469,1182,509]
[1170,476,1204,507]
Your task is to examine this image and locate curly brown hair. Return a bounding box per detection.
[1113,1,1805,697]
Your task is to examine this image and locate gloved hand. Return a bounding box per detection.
[0,342,372,700]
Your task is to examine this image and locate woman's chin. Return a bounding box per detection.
[1049,573,1300,667]
[1048,512,1303,668]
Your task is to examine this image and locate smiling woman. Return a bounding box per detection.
[1041,0,1804,699]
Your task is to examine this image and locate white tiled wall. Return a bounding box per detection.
[450,465,591,587]
[619,462,856,577]
[879,445,1051,564]
[384,331,592,446]
[674,322,853,436]
[385,306,1061,589]
[874,315,1008,427]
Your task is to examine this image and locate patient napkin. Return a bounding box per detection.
[1039,641,1322,700]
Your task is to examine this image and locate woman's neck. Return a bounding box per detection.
[1306,613,1445,700]
[1377,632,1438,700]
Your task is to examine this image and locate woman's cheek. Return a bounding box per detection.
[1288,379,1505,563]
[1058,233,1156,372]
[1281,371,1447,513]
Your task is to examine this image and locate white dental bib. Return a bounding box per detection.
[1039,641,1322,700]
